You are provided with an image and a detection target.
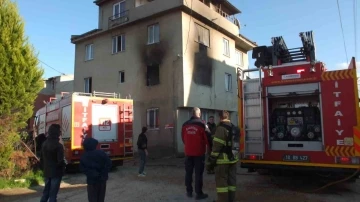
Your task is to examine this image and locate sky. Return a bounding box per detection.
[14,0,359,78]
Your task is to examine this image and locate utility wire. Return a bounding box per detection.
[38,59,66,75]
[337,0,349,63]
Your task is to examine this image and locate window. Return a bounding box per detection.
[235,50,243,66]
[225,73,232,92]
[201,110,209,123]
[113,1,126,19]
[223,38,230,56]
[84,77,92,93]
[112,35,125,53]
[194,23,210,47]
[146,64,160,86]
[135,0,152,7]
[147,24,160,44]
[85,44,94,61]
[147,108,159,129]
[119,71,125,83]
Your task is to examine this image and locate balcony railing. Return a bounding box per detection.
[215,7,240,27]
[108,10,130,29]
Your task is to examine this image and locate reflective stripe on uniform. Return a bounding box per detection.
[217,159,238,164]
[216,187,229,193]
[216,152,239,164]
[228,186,236,191]
[213,137,226,145]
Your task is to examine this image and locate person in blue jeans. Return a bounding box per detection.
[137,127,148,177]
[40,124,66,202]
[80,137,112,202]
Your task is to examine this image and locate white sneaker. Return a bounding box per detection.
[142,172,147,175]
[138,173,146,177]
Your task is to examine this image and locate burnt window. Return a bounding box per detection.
[193,43,212,86]
[146,64,160,86]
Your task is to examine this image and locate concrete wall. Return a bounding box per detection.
[97,0,239,36]
[74,11,183,156]
[98,0,183,31]
[181,12,247,112]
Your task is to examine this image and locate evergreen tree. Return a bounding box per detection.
[0,0,43,176]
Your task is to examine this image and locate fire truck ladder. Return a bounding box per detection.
[252,31,316,67]
[122,103,134,156]
[241,68,264,159]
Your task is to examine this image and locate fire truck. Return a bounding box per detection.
[238,31,360,179]
[33,91,134,167]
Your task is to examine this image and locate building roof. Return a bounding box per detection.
[93,0,108,6]
[71,29,102,42]
[239,33,257,47]
[222,0,241,15]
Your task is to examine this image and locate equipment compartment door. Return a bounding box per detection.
[92,104,119,142]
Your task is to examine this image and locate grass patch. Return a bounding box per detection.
[0,170,44,189]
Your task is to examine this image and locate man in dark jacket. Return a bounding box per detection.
[80,137,112,202]
[137,126,148,177]
[40,124,66,202]
[181,107,210,200]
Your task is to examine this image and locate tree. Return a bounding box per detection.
[0,0,44,177]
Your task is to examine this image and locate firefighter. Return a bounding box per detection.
[182,107,210,200]
[206,116,216,174]
[207,110,239,202]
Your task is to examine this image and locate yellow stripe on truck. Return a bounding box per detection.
[241,160,360,169]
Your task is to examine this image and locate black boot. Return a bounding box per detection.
[195,193,208,200]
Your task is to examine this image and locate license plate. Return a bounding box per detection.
[283,154,309,162]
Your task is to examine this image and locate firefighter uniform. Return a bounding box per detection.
[210,120,238,202]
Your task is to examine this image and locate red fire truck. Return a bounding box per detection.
[238,31,360,179]
[34,91,134,167]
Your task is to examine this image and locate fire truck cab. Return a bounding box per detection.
[238,31,360,178]
[34,91,134,168]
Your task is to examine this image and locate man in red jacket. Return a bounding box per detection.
[182,107,210,200]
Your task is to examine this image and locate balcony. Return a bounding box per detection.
[198,0,241,27]
[214,7,240,27]
[108,10,130,29]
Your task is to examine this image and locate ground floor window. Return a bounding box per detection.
[147,108,159,129]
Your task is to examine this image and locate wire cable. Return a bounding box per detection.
[337,0,349,63]
[38,59,66,75]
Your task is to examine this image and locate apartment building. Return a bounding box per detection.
[71,0,256,157]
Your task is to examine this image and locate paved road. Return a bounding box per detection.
[0,158,359,202]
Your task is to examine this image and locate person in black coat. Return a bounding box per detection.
[137,127,148,177]
[40,124,66,202]
[80,137,112,202]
